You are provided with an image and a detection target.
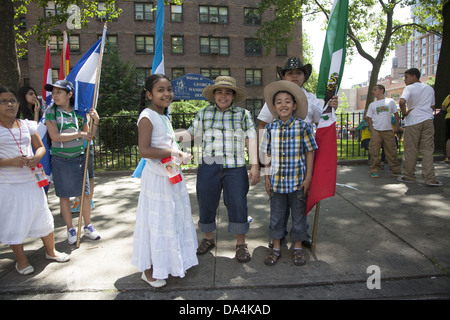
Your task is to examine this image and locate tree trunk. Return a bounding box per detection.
[433,0,449,153]
[0,1,21,90]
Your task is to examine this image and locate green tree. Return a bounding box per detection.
[1,0,121,89]
[97,42,140,116]
[256,0,443,110]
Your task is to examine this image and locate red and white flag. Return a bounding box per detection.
[42,44,52,107]
[306,109,337,214]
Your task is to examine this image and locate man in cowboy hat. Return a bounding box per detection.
[178,76,259,263]
[257,57,339,248]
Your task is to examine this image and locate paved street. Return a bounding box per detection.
[1,160,449,301]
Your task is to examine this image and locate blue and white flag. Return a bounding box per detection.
[132,0,165,178]
[66,26,107,116]
[152,0,165,75]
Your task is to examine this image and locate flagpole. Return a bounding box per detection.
[310,201,321,252]
[76,23,107,248]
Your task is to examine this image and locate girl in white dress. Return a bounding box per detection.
[0,87,69,275]
[132,74,198,287]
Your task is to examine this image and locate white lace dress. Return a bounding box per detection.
[131,108,198,279]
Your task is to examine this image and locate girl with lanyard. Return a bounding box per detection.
[0,87,69,275]
[44,80,100,245]
[132,74,198,287]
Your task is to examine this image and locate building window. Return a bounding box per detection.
[172,68,185,79]
[246,99,263,117]
[69,35,80,53]
[171,5,183,22]
[49,35,79,54]
[199,5,228,24]
[200,37,229,55]
[135,3,154,21]
[136,68,152,87]
[44,2,61,17]
[245,69,262,86]
[276,44,287,56]
[135,36,154,54]
[245,39,262,56]
[171,36,184,54]
[200,68,230,80]
[97,2,117,21]
[244,8,261,25]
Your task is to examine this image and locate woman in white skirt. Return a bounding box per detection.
[132,75,198,288]
[0,87,69,275]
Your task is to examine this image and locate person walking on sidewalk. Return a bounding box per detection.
[366,84,401,178]
[260,80,317,266]
[398,68,442,186]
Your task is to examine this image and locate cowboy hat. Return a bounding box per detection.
[264,80,308,120]
[202,76,246,103]
[276,57,312,83]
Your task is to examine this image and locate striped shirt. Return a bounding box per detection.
[44,105,86,158]
[261,115,318,193]
[188,104,257,168]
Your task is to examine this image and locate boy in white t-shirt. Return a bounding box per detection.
[398,68,442,187]
[366,84,401,177]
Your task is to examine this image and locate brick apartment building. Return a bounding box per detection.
[19,0,303,114]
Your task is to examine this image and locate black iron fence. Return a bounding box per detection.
[93,112,404,170]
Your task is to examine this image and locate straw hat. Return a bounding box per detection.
[202,76,246,103]
[276,57,312,83]
[264,80,308,120]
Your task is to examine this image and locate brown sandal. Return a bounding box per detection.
[235,243,251,263]
[264,249,281,266]
[293,248,306,266]
[197,238,215,255]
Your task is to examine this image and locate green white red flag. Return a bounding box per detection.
[306,0,348,214]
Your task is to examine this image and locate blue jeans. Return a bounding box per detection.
[197,162,249,235]
[269,189,308,242]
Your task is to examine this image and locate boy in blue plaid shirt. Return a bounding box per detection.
[179,76,259,263]
[260,80,317,266]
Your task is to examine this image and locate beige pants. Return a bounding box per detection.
[401,119,436,183]
[369,129,401,174]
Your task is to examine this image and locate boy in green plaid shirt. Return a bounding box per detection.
[179,76,259,263]
[260,80,317,266]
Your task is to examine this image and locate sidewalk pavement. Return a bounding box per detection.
[1,160,450,300]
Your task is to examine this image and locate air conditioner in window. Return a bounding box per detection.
[210,47,219,54]
[209,17,219,23]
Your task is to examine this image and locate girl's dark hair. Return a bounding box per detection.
[138,74,171,114]
[0,86,17,97]
[17,86,42,120]
[272,90,296,105]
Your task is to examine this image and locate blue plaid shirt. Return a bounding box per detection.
[261,115,318,193]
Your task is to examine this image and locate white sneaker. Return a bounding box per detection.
[67,228,77,245]
[83,224,101,240]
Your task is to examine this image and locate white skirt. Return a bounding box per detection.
[0,181,54,245]
[132,164,198,279]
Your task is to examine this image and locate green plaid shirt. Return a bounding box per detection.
[188,104,256,168]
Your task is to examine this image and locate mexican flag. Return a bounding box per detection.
[306,0,348,214]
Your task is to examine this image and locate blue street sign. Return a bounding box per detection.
[171,73,214,100]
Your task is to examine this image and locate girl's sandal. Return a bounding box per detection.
[264,250,281,266]
[196,238,215,255]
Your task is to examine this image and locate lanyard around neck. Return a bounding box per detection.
[0,119,24,155]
